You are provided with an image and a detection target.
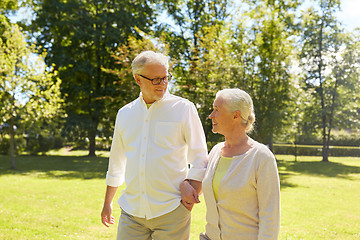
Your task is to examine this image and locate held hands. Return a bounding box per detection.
[101,203,115,227]
[180,180,200,211]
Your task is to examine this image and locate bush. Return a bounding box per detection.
[330,130,360,146]
[25,133,64,155]
[96,137,111,151]
[0,135,26,155]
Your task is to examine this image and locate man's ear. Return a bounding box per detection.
[135,75,141,86]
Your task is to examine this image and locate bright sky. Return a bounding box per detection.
[336,0,360,31]
[9,0,359,32]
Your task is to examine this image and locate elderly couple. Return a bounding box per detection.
[101,51,280,240]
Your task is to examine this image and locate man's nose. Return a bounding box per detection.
[160,79,167,85]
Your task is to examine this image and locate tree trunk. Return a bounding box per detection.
[9,116,16,169]
[322,144,329,162]
[88,126,96,157]
[268,135,274,153]
[317,19,329,163]
[88,116,99,157]
[321,128,329,162]
[323,62,340,163]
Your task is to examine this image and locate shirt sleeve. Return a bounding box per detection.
[256,151,281,240]
[184,103,208,181]
[106,110,127,187]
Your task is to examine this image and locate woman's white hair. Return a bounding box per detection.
[131,51,169,77]
[216,88,255,133]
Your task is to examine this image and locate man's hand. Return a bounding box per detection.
[101,203,115,227]
[101,185,118,227]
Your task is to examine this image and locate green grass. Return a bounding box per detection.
[277,155,360,240]
[0,151,359,239]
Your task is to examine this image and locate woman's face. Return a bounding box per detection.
[209,97,234,135]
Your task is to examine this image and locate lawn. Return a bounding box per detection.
[0,151,359,240]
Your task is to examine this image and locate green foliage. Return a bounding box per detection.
[101,28,164,111]
[161,0,234,145]
[25,129,64,155]
[3,0,358,160]
[98,29,167,148]
[0,0,18,14]
[331,129,360,146]
[162,0,301,149]
[0,134,26,154]
[238,0,300,147]
[0,16,63,167]
[0,23,63,123]
[174,23,238,144]
[27,0,158,156]
[299,0,360,161]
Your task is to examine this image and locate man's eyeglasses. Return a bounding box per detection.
[138,73,172,85]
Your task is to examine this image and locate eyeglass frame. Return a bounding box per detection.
[137,73,172,85]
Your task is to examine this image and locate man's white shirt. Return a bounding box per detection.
[106,91,208,219]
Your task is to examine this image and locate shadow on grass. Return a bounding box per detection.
[278,172,298,189]
[276,158,360,189]
[2,154,359,183]
[277,159,360,178]
[0,154,108,179]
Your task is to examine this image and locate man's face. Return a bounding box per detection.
[135,63,168,104]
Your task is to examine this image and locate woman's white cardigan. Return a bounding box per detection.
[202,141,280,240]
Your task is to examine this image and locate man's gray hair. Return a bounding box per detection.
[131,51,169,76]
[216,88,256,133]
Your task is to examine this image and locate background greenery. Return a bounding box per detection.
[1,151,359,239]
[1,0,359,167]
[1,1,359,239]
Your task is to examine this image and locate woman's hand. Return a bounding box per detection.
[180,179,200,211]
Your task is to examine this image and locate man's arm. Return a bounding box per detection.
[101,186,118,227]
[102,110,126,227]
[184,103,208,182]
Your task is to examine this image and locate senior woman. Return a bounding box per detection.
[181,88,280,240]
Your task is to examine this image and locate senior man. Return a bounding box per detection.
[101,50,208,240]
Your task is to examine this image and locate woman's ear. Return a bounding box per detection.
[233,110,241,119]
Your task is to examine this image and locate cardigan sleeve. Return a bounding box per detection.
[256,150,281,240]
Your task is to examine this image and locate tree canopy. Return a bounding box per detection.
[1,0,359,161]
[1,15,63,168]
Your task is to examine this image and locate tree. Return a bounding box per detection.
[101,28,167,135]
[27,0,157,156]
[160,0,232,145]
[161,0,300,150]
[0,19,62,169]
[0,0,18,15]
[299,0,359,161]
[233,0,300,150]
